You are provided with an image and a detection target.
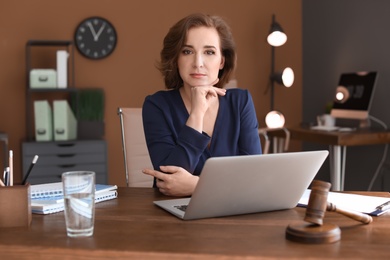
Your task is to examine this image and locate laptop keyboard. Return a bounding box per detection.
[174,205,187,212]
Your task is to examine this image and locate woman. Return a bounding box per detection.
[142,13,261,196]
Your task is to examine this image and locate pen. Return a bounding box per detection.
[22,155,39,185]
[9,150,13,186]
[376,200,390,211]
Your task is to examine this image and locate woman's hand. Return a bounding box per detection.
[142,166,199,197]
[186,78,226,133]
[190,78,225,116]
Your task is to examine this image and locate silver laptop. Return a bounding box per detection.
[153,150,329,220]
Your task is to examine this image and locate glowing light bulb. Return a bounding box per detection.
[336,92,345,101]
[265,111,285,128]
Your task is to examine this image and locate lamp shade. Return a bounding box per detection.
[267,30,287,47]
[265,111,285,128]
[281,67,294,87]
[271,67,294,87]
[267,15,287,47]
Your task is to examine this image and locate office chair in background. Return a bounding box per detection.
[117,107,287,187]
[118,107,154,187]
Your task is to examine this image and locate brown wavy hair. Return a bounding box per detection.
[157,13,236,90]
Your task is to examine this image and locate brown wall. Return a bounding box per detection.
[0,0,302,186]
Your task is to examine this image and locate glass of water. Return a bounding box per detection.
[62,171,95,237]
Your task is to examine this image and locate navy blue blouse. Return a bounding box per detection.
[142,88,262,176]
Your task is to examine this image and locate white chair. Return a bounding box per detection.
[258,129,270,154]
[258,127,290,154]
[117,107,154,187]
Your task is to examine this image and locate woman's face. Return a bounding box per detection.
[178,26,225,89]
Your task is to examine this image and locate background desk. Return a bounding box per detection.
[1,187,390,259]
[271,126,390,191]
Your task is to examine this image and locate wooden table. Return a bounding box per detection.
[1,187,390,259]
[270,126,390,191]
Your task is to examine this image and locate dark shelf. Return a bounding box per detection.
[28,88,78,93]
[27,40,73,47]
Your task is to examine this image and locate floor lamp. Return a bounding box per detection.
[265,14,294,129]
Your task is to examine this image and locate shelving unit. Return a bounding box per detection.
[25,40,76,141]
[23,40,107,184]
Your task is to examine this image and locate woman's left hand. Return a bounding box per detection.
[142,166,199,197]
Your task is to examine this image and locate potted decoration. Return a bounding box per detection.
[72,88,105,139]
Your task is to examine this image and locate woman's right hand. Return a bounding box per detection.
[190,78,225,116]
[186,78,225,133]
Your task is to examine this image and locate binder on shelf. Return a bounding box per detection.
[53,100,77,141]
[30,69,57,89]
[56,50,68,88]
[34,100,53,141]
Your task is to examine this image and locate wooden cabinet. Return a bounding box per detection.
[22,140,108,184]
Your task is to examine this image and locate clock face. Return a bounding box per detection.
[75,17,117,59]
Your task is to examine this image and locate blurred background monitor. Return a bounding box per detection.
[331,71,377,121]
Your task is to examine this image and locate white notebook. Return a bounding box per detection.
[31,190,118,215]
[298,189,390,216]
[30,182,118,215]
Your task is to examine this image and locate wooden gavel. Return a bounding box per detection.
[304,180,372,225]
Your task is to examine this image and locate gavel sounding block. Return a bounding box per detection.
[286,221,341,244]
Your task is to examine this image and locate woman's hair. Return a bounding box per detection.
[157,13,236,90]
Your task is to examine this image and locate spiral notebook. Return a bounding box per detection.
[30,182,118,214]
[31,182,116,198]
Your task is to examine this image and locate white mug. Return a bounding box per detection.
[317,114,336,127]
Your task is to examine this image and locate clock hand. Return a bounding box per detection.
[94,23,106,41]
[87,22,98,40]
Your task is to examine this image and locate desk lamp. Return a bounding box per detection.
[265,14,294,129]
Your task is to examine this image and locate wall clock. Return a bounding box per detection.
[74,17,117,59]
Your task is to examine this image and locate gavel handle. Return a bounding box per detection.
[327,202,373,224]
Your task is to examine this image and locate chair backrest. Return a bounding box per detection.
[118,107,154,187]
